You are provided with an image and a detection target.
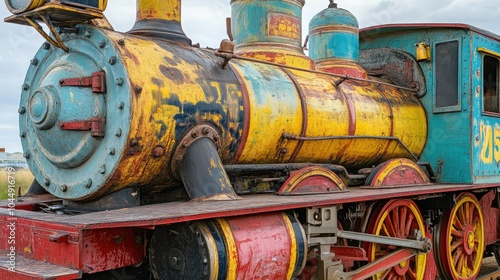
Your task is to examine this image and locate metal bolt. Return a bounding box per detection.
[60,185,68,192]
[118,39,125,46]
[109,148,116,155]
[213,135,220,142]
[23,153,30,159]
[30,58,38,66]
[84,179,92,189]
[99,165,106,174]
[22,84,30,91]
[152,146,165,158]
[115,78,124,86]
[181,141,188,148]
[115,128,122,137]
[44,179,51,187]
[109,56,117,65]
[20,132,26,138]
[117,102,125,110]
[42,42,50,50]
[98,40,106,48]
[191,131,199,138]
[18,107,26,114]
[134,86,143,94]
[202,127,210,135]
[114,236,123,244]
[281,148,288,155]
[314,212,320,221]
[131,139,139,146]
[84,30,92,38]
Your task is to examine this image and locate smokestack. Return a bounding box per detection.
[128,0,191,45]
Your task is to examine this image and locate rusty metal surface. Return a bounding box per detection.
[360,48,427,97]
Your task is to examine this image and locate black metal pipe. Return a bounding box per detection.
[179,137,239,201]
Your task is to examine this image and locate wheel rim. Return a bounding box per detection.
[365,199,426,280]
[437,193,484,280]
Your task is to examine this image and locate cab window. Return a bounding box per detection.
[435,41,459,109]
[483,55,499,113]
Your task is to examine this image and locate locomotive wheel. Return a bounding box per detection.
[365,199,426,280]
[149,222,219,280]
[434,193,484,280]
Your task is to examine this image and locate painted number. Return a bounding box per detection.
[480,124,500,163]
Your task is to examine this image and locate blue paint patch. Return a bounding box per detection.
[19,25,132,200]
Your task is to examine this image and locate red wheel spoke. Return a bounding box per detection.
[468,203,475,225]
[464,202,471,224]
[399,207,407,236]
[450,240,462,252]
[384,217,397,237]
[450,226,462,237]
[452,216,464,231]
[407,267,417,280]
[392,208,400,235]
[405,213,415,236]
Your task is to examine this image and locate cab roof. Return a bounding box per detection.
[360,23,500,42]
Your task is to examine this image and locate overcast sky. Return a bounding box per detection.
[0,0,499,153]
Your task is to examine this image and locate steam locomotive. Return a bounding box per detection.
[1,0,500,279]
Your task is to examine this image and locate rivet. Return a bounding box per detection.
[22,84,30,91]
[213,135,220,142]
[202,127,210,135]
[18,107,26,114]
[30,58,38,66]
[181,141,188,148]
[134,86,143,94]
[20,131,26,138]
[60,185,68,192]
[118,39,125,46]
[42,42,50,50]
[117,101,125,110]
[84,179,92,189]
[131,139,139,146]
[115,128,122,137]
[23,153,30,159]
[281,148,288,155]
[152,146,165,158]
[114,236,123,244]
[98,40,106,48]
[99,165,106,174]
[84,30,92,38]
[44,179,51,186]
[115,78,124,86]
[109,148,116,155]
[109,56,117,65]
[191,131,199,138]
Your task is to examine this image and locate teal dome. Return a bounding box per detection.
[309,3,359,31]
[308,2,366,78]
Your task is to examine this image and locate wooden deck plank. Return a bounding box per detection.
[0,184,487,230]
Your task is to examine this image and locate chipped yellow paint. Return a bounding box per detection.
[216,218,238,279]
[281,212,298,280]
[197,222,219,280]
[228,58,426,169]
[137,0,181,21]
[103,31,237,189]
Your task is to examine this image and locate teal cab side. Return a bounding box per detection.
[360,24,500,184]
